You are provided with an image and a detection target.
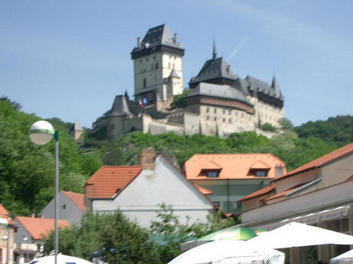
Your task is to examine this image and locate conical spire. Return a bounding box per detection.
[271,76,281,98]
[212,40,217,60]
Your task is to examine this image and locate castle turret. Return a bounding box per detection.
[131,24,184,110]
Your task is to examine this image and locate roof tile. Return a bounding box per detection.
[272,142,353,182]
[62,191,86,212]
[185,154,286,180]
[16,217,70,240]
[85,165,142,199]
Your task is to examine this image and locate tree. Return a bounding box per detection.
[150,204,236,263]
[43,212,162,264]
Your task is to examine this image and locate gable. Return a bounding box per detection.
[111,155,213,209]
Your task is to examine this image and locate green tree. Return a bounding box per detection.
[43,212,162,264]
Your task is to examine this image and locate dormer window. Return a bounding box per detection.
[199,169,221,178]
[255,170,268,177]
[207,171,219,178]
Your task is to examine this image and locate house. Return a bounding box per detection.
[239,142,353,263]
[85,148,214,228]
[184,153,286,215]
[0,204,15,264]
[14,217,70,263]
[91,24,284,140]
[41,191,86,227]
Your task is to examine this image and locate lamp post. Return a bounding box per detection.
[0,218,10,264]
[29,120,59,264]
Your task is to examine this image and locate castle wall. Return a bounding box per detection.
[183,113,200,135]
[249,96,284,128]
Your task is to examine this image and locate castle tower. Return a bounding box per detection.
[131,24,184,110]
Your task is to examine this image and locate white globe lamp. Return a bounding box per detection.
[29,120,55,145]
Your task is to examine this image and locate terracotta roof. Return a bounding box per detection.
[272,142,353,182]
[62,191,86,212]
[185,154,286,180]
[193,184,213,195]
[250,160,271,169]
[263,184,305,202]
[237,184,275,202]
[344,175,353,182]
[16,217,70,240]
[0,204,15,225]
[85,165,142,199]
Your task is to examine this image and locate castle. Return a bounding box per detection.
[98,24,284,140]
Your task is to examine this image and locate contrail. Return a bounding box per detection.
[226,37,248,61]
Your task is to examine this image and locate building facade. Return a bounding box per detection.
[238,142,353,263]
[40,191,86,227]
[90,24,284,140]
[85,149,214,228]
[184,153,286,215]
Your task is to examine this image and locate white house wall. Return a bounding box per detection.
[92,156,213,227]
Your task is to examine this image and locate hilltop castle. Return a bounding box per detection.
[97,24,284,140]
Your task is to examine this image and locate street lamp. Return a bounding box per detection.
[29,120,59,264]
[0,218,10,264]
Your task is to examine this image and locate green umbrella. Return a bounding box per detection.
[199,227,263,242]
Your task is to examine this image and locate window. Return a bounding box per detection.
[62,204,66,210]
[207,116,209,120]
[206,107,209,113]
[229,118,231,124]
[207,171,219,177]
[223,109,225,114]
[223,118,225,122]
[255,170,267,177]
[214,117,216,121]
[155,62,159,69]
[214,108,216,113]
[143,78,147,88]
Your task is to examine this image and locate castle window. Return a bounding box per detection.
[206,107,209,113]
[214,117,216,121]
[229,110,231,115]
[214,108,216,113]
[223,109,225,114]
[229,118,231,123]
[143,78,147,88]
[207,116,209,120]
[223,118,225,122]
[155,62,159,69]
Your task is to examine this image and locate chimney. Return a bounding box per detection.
[139,148,156,170]
[137,37,141,48]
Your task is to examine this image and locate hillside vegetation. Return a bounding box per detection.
[1,96,352,216]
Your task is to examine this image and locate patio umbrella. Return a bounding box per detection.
[168,240,285,264]
[27,254,94,264]
[248,222,353,249]
[198,227,261,242]
[330,249,353,264]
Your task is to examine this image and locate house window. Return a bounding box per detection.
[255,170,268,177]
[207,171,219,178]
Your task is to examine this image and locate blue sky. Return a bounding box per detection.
[1,0,352,128]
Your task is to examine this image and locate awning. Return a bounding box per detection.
[258,204,352,230]
[281,204,352,225]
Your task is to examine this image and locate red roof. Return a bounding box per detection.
[85,165,142,199]
[272,142,353,182]
[193,184,213,195]
[62,191,86,212]
[0,204,15,225]
[237,184,275,202]
[16,217,70,240]
[185,154,286,180]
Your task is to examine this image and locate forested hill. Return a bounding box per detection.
[0,96,352,216]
